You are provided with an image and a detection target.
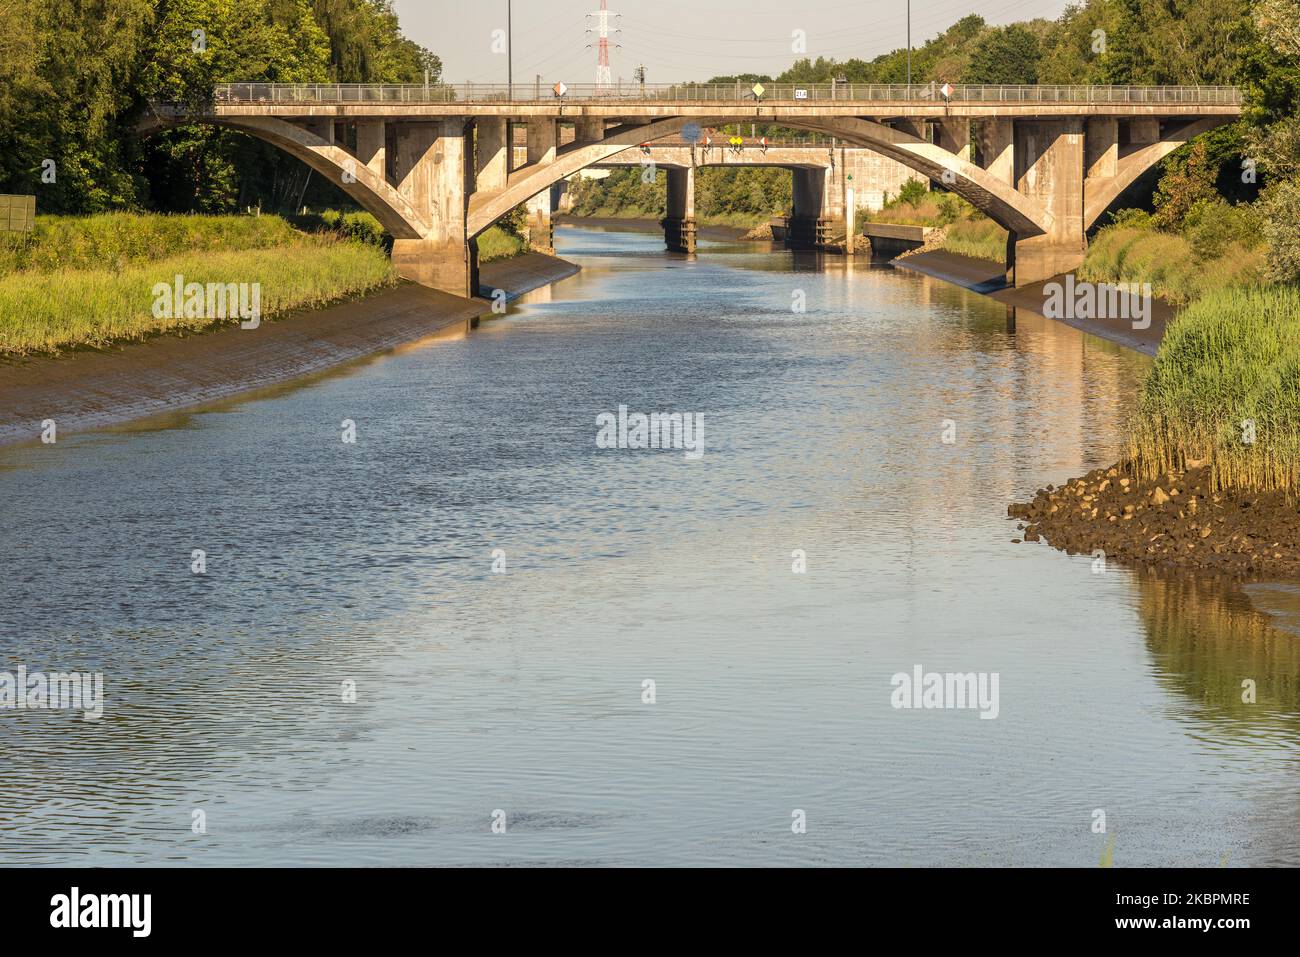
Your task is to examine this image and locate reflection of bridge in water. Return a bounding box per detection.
[143,83,1241,297]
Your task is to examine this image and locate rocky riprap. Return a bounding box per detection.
[1008,464,1300,578]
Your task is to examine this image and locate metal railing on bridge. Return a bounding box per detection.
[211,82,1243,106]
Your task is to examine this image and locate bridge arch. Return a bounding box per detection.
[139,114,431,239]
[467,114,1051,240]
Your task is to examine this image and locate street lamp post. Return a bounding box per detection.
[507,0,513,101]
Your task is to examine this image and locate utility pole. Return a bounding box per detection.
[507,0,513,101]
[906,0,912,92]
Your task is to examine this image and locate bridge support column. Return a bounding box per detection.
[894,119,928,141]
[390,120,476,297]
[936,119,971,163]
[525,119,557,252]
[663,165,696,253]
[1007,119,1086,287]
[788,167,830,249]
[475,117,509,192]
[303,119,335,144]
[1085,117,1119,180]
[1128,117,1160,145]
[575,117,604,143]
[976,118,1014,185]
[355,120,386,180]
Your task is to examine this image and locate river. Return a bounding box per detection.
[1,225,1297,866]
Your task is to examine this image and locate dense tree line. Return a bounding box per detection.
[0,0,439,213]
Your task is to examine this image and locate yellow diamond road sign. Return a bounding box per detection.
[751,82,765,97]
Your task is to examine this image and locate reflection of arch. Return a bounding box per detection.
[139,114,431,239]
[1083,118,1229,229]
[467,113,1051,239]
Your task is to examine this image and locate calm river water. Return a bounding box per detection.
[2,226,1298,866]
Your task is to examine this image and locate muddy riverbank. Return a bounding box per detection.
[0,252,579,447]
[893,249,1173,356]
[1010,463,1300,580]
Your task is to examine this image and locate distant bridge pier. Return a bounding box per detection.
[663,165,696,253]
[787,167,828,249]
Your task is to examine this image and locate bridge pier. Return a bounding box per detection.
[475,118,510,192]
[663,165,697,253]
[524,119,557,253]
[1006,119,1086,286]
[935,119,971,162]
[356,120,386,179]
[390,120,477,297]
[788,167,832,249]
[976,118,1015,185]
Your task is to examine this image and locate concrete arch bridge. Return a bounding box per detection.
[142,82,1241,296]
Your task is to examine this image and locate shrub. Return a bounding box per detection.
[895,178,929,207]
[1181,199,1263,261]
[1259,179,1300,284]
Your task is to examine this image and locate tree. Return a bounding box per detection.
[964,25,1042,84]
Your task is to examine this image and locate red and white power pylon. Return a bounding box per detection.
[586,1,621,90]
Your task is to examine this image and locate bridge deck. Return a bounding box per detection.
[198,83,1242,120]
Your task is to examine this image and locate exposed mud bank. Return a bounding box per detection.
[892,249,1174,356]
[0,284,479,447]
[479,250,580,302]
[0,249,580,447]
[1009,463,1300,580]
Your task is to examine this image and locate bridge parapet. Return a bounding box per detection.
[210,82,1242,109]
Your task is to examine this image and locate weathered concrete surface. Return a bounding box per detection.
[147,94,1238,292]
[1007,119,1086,286]
[478,251,581,303]
[862,223,937,258]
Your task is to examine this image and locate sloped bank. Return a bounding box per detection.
[891,249,1173,356]
[0,251,580,448]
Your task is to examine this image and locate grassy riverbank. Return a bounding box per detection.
[0,213,396,356]
[1077,206,1268,305]
[1129,285,1300,492]
[865,185,1008,263]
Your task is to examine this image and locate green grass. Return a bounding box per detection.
[476,225,527,262]
[1128,285,1300,494]
[1077,225,1266,306]
[0,215,395,356]
[940,218,1008,264]
[0,213,303,276]
[864,188,1009,264]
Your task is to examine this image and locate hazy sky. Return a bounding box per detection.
[394,0,1075,85]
